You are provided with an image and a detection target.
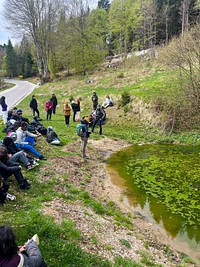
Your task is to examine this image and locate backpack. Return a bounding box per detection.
[77,124,84,137]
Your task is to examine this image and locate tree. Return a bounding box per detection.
[4,39,17,78]
[3,0,61,83]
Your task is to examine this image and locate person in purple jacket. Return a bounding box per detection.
[0,96,8,125]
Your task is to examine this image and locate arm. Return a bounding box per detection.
[22,240,43,267]
[0,160,21,172]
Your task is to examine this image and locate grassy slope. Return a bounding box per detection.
[0,61,198,267]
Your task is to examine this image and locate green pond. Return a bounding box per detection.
[107,144,200,262]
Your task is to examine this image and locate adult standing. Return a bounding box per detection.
[71,100,78,122]
[91,91,98,110]
[80,116,91,159]
[51,93,58,115]
[0,96,8,125]
[63,101,71,127]
[30,95,40,118]
[75,99,81,121]
[45,99,53,120]
[91,104,105,135]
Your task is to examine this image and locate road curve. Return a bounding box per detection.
[0,79,37,116]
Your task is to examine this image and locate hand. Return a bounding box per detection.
[18,245,26,253]
[19,165,22,169]
[7,154,12,158]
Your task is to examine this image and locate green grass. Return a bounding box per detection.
[0,63,198,266]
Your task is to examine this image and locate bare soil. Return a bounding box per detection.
[41,137,197,267]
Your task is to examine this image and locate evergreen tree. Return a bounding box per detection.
[5,39,17,78]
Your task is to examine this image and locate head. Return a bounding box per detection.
[9,132,17,142]
[17,110,22,116]
[65,101,68,106]
[32,95,35,99]
[21,121,28,131]
[97,104,101,109]
[3,137,13,147]
[82,116,90,124]
[47,126,53,132]
[0,145,8,164]
[93,91,96,95]
[71,100,75,104]
[52,94,55,97]
[0,226,18,258]
[33,116,38,121]
[14,121,20,130]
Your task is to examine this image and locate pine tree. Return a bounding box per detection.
[5,39,17,78]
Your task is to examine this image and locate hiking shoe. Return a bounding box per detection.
[39,156,47,160]
[82,155,89,159]
[6,193,16,201]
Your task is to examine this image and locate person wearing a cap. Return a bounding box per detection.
[91,91,98,110]
[91,104,105,135]
[80,116,91,159]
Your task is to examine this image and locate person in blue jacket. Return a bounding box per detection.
[80,116,91,159]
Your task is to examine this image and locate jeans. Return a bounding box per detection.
[46,110,52,120]
[16,144,41,158]
[92,119,102,135]
[65,115,70,126]
[8,151,29,167]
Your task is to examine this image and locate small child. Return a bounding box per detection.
[0,177,16,203]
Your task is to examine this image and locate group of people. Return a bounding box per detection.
[30,94,58,121]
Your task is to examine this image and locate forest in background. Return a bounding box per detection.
[0,0,200,132]
[0,0,200,81]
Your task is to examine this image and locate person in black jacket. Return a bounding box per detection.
[50,93,58,115]
[91,104,105,135]
[91,91,98,110]
[30,95,40,118]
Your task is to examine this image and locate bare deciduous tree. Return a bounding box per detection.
[3,0,60,83]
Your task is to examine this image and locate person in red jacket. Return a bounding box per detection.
[45,99,53,120]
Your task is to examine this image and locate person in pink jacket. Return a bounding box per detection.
[45,99,53,120]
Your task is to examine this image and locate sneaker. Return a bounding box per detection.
[82,155,89,159]
[6,193,16,201]
[39,156,47,160]
[34,158,40,162]
[26,164,37,170]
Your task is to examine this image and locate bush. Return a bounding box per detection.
[120,91,131,107]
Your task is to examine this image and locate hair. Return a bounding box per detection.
[0,145,8,164]
[0,226,18,258]
[32,95,35,98]
[21,121,28,128]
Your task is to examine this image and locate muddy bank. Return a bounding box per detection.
[41,137,197,267]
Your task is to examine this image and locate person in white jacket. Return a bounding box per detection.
[15,122,47,160]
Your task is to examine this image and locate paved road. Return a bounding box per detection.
[0,79,37,116]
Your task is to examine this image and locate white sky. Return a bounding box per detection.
[0,0,13,45]
[0,0,99,46]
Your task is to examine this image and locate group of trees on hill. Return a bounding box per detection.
[1,0,200,83]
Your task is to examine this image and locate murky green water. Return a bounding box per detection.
[107,144,200,262]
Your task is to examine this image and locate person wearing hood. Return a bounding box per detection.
[80,116,91,159]
[46,126,60,145]
[63,101,71,127]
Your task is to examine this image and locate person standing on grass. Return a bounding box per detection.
[0,96,8,125]
[80,116,91,159]
[45,99,53,120]
[91,104,105,135]
[51,93,58,115]
[63,101,71,127]
[30,95,40,118]
[91,91,98,110]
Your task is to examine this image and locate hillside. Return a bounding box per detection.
[0,62,199,267]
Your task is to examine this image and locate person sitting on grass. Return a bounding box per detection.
[0,226,47,267]
[15,122,47,160]
[30,116,47,135]
[0,176,16,203]
[46,126,60,145]
[0,145,30,190]
[3,136,38,170]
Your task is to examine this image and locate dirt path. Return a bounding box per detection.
[41,137,197,267]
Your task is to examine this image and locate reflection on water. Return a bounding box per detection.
[107,144,200,262]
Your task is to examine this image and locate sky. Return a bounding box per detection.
[0,0,99,46]
[0,0,13,45]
